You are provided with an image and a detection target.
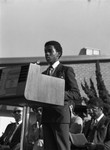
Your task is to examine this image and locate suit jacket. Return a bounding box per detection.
[0,122,17,145]
[42,63,81,123]
[9,123,22,149]
[83,115,110,150]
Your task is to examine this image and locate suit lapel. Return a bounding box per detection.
[52,63,63,77]
[84,120,92,136]
[4,123,16,145]
[43,63,64,79]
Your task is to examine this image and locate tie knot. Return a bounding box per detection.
[91,119,98,129]
[49,65,53,69]
[48,66,54,75]
[94,119,98,125]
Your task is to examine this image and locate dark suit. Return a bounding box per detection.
[9,123,22,149]
[83,115,110,150]
[42,63,81,150]
[0,123,17,145]
[0,122,22,150]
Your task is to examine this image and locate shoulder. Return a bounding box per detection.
[74,116,83,124]
[60,63,72,69]
[7,122,15,126]
[59,64,74,73]
[5,122,15,130]
[104,116,110,125]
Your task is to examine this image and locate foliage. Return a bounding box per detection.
[81,61,110,116]
[95,61,110,104]
[81,78,98,101]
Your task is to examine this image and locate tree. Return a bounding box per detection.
[95,61,110,104]
[81,61,110,116]
[81,78,97,100]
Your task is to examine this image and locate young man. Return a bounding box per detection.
[42,41,81,150]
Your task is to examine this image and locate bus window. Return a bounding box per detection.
[0,104,23,150]
[0,116,15,136]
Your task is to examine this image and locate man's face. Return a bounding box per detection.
[44,45,60,65]
[87,105,102,119]
[12,109,23,123]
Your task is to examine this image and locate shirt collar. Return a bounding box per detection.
[51,61,60,69]
[17,120,22,125]
[96,113,104,122]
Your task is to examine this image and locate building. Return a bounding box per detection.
[79,47,100,55]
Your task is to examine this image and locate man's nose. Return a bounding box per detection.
[45,52,50,56]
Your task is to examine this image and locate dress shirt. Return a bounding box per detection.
[91,113,104,127]
[48,61,60,75]
[51,61,60,70]
[96,113,104,122]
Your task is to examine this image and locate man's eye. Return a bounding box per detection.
[45,50,52,53]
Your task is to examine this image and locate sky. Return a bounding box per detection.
[0,0,110,57]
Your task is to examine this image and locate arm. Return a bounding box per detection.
[0,124,11,145]
[64,67,81,104]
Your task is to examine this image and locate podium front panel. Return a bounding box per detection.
[24,64,65,106]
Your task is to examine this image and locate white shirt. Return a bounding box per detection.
[96,113,104,122]
[51,61,60,70]
[48,61,60,75]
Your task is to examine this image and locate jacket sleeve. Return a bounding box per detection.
[64,66,81,104]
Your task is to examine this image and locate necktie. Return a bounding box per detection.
[48,66,54,75]
[90,119,95,129]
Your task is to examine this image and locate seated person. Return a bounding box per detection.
[69,104,87,149]
[33,107,43,150]
[28,107,43,150]
[0,107,23,150]
[69,105,83,134]
[71,97,110,150]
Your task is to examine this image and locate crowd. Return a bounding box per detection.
[29,96,110,150]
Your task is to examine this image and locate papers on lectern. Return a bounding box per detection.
[69,132,88,146]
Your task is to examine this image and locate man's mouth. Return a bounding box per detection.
[46,57,51,60]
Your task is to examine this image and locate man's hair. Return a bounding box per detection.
[45,41,63,57]
[88,97,104,108]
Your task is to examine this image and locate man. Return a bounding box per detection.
[28,107,43,150]
[83,97,110,150]
[0,107,23,150]
[42,41,81,150]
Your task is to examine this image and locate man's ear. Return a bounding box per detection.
[57,52,61,58]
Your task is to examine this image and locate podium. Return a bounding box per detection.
[0,63,65,150]
[0,63,65,106]
[25,63,65,106]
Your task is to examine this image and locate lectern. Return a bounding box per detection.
[0,62,65,150]
[25,63,65,105]
[0,63,65,106]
